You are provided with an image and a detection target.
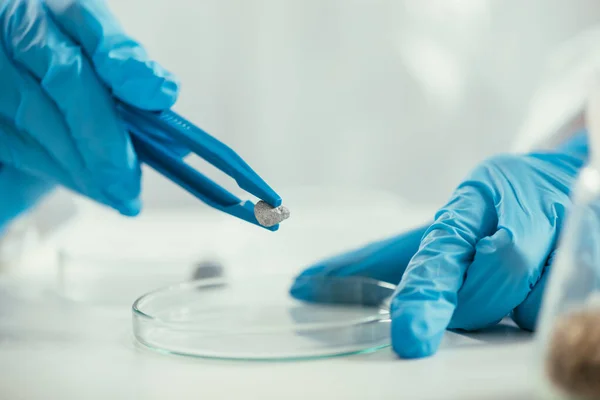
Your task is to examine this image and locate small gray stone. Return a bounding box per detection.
[254,200,290,227]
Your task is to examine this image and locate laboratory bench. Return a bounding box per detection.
[0,278,534,400]
[0,201,536,400]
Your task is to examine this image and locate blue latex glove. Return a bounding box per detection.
[291,131,588,359]
[0,0,179,232]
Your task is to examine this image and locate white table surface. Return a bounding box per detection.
[0,195,538,400]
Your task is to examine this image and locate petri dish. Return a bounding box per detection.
[132,274,395,360]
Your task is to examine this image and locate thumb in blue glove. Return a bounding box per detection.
[0,0,179,231]
[292,131,588,359]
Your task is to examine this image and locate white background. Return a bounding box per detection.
[102,0,600,209]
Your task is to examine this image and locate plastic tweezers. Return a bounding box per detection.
[117,103,282,231]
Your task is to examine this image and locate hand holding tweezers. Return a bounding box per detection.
[117,103,284,231]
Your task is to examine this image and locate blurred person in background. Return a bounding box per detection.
[1,0,600,358]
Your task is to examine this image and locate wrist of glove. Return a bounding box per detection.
[292,130,589,359]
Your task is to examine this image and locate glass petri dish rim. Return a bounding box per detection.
[131,275,396,335]
[133,336,392,362]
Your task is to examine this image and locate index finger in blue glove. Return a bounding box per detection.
[390,181,497,359]
[45,0,179,111]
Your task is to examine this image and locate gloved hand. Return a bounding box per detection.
[291,131,588,359]
[0,0,179,232]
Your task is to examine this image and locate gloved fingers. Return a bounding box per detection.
[3,0,141,215]
[444,155,564,332]
[290,223,429,294]
[45,0,179,111]
[289,224,429,304]
[0,51,97,199]
[0,112,120,213]
[0,163,54,231]
[390,182,498,359]
[512,251,556,331]
[447,228,547,331]
[0,117,105,200]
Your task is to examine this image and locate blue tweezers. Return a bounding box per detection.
[117,103,282,231]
